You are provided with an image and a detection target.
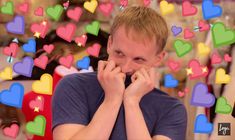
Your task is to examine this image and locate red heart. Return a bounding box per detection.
[188,59,208,79]
[211,53,222,64]
[34,55,48,70]
[31,21,49,38]
[198,20,210,32]
[86,43,101,57]
[59,54,74,68]
[43,44,54,54]
[18,3,29,13]
[182,1,197,16]
[29,96,44,111]
[56,23,76,42]
[67,7,82,22]
[75,34,87,47]
[224,54,232,62]
[3,43,19,57]
[167,60,180,72]
[3,124,19,138]
[99,3,114,16]
[184,28,194,39]
[34,7,44,16]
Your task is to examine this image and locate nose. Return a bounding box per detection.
[121,59,134,74]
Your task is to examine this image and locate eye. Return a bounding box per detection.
[134,58,145,63]
[115,50,124,57]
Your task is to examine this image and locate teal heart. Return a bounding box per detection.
[26,115,46,136]
[1,2,14,15]
[173,39,192,57]
[46,4,63,21]
[212,22,235,48]
[85,21,100,36]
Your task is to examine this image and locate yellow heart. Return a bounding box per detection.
[0,67,13,80]
[197,43,211,56]
[84,0,98,13]
[32,73,53,95]
[160,0,175,16]
[215,68,231,84]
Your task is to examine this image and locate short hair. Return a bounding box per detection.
[110,6,168,54]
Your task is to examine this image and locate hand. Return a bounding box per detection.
[97,60,126,102]
[124,67,157,104]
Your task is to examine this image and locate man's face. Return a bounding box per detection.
[107,25,165,75]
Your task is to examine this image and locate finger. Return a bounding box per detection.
[149,67,157,84]
[119,73,126,82]
[112,66,121,74]
[104,60,116,72]
[131,71,144,82]
[98,60,107,74]
[139,68,151,81]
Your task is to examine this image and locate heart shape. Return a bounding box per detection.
[215,68,231,84]
[3,124,19,138]
[224,54,232,62]
[22,38,36,53]
[32,73,53,95]
[59,54,74,68]
[46,4,63,21]
[194,114,213,133]
[31,21,49,38]
[191,82,215,107]
[173,39,192,57]
[85,21,100,36]
[56,23,76,42]
[120,0,128,7]
[215,97,232,114]
[171,25,182,36]
[76,56,90,70]
[164,74,178,88]
[144,0,151,6]
[182,1,197,16]
[83,0,98,13]
[13,56,34,77]
[6,15,25,35]
[18,3,29,13]
[167,59,180,72]
[0,67,13,80]
[202,0,222,20]
[86,43,101,57]
[29,96,44,111]
[75,34,87,47]
[34,55,48,70]
[198,20,210,32]
[67,7,82,22]
[1,1,13,15]
[211,53,222,64]
[197,43,210,56]
[99,3,113,16]
[43,44,54,54]
[34,7,44,16]
[184,28,195,39]
[3,43,19,57]
[26,115,46,136]
[160,0,175,16]
[188,59,208,79]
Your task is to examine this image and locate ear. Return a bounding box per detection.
[153,50,167,67]
[107,35,113,55]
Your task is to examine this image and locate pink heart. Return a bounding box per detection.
[29,96,44,111]
[144,0,151,6]
[120,0,128,7]
[18,3,29,13]
[184,28,194,39]
[182,1,197,16]
[75,34,87,47]
[188,59,208,79]
[178,91,185,97]
[3,124,19,138]
[59,54,74,68]
[34,55,48,70]
[31,21,49,38]
[167,60,180,72]
[63,1,69,8]
[224,54,232,62]
[86,43,101,57]
[67,7,82,22]
[211,53,222,64]
[34,7,44,16]
[99,3,114,16]
[43,44,54,54]
[184,87,189,93]
[56,23,76,42]
[198,20,210,32]
[3,43,19,58]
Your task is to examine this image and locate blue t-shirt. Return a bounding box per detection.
[52,72,187,140]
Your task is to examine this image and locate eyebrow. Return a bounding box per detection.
[114,49,147,61]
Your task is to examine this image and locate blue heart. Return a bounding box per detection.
[194,114,213,133]
[6,15,25,35]
[0,83,24,108]
[202,0,222,20]
[171,26,182,36]
[22,38,36,53]
[76,56,90,70]
[164,74,178,88]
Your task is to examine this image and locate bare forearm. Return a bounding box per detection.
[70,98,122,140]
[124,98,152,140]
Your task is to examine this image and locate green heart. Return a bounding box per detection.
[215,97,232,114]
[212,22,235,48]
[173,39,192,57]
[85,21,100,36]
[26,115,46,136]
[1,2,13,15]
[46,4,63,21]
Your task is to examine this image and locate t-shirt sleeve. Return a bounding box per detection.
[152,103,187,140]
[52,74,89,131]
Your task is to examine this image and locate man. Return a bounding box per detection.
[52,6,187,140]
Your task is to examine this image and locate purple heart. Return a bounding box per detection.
[191,82,215,107]
[6,15,25,35]
[13,56,34,77]
[171,26,182,36]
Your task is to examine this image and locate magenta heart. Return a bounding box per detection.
[184,28,194,39]
[31,21,49,38]
[198,20,210,32]
[211,53,222,64]
[59,54,74,68]
[43,44,54,54]
[75,34,87,47]
[3,124,19,138]
[18,3,29,13]
[56,23,76,42]
[34,7,44,16]
[224,54,232,62]
[34,55,48,70]
[29,96,44,111]
[67,7,82,22]
[99,3,114,16]
[86,43,101,57]
[3,43,19,58]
